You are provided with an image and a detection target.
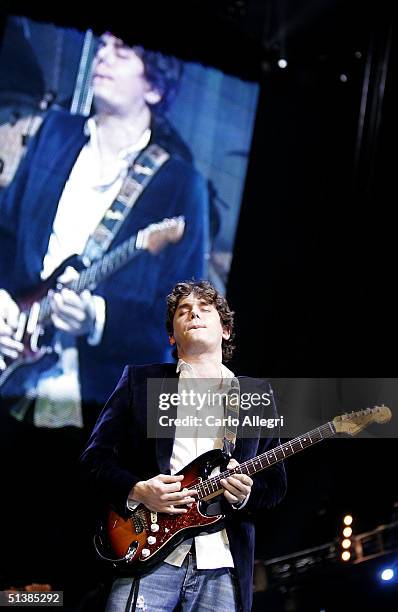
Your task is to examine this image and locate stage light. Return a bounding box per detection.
[381,568,394,581]
[339,514,354,561]
[277,58,288,69]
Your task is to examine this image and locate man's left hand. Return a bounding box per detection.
[50,267,96,337]
[220,458,253,505]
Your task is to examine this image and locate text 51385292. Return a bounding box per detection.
[0,592,63,607]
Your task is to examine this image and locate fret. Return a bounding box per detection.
[300,435,311,447]
[283,443,293,456]
[321,426,327,438]
[309,428,321,443]
[274,446,285,462]
[269,449,278,464]
[263,452,272,466]
[242,459,253,476]
[211,477,220,492]
[291,438,302,452]
[241,464,252,477]
[245,458,256,475]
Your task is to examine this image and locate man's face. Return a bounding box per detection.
[171,293,230,357]
[92,33,159,114]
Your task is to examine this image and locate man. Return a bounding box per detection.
[0,32,209,429]
[80,280,287,612]
[0,33,208,593]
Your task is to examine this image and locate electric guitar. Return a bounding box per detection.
[0,216,185,395]
[95,404,391,576]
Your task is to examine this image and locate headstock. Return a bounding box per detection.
[333,405,392,435]
[138,216,185,254]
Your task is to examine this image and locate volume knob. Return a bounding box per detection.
[141,548,150,558]
[147,536,156,545]
[150,523,159,532]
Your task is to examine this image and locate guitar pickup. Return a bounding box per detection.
[14,312,27,342]
[26,301,40,335]
[132,513,144,534]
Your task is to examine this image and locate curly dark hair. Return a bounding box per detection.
[133,46,183,114]
[166,280,235,362]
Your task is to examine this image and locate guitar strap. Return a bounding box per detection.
[222,376,240,458]
[82,143,170,264]
[125,577,140,612]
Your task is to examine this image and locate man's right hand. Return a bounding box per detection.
[129,474,197,514]
[0,289,24,369]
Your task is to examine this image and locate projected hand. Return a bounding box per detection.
[0,289,23,368]
[50,267,96,337]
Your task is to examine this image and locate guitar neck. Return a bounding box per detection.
[72,233,139,293]
[39,233,139,321]
[195,421,336,500]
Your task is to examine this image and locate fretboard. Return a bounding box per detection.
[194,421,336,500]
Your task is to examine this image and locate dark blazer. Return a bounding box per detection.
[80,363,287,612]
[0,110,209,404]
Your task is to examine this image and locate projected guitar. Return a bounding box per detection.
[0,216,185,395]
[94,404,391,576]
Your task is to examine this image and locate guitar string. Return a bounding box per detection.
[188,421,337,499]
[189,409,378,499]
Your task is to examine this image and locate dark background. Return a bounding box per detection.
[1,1,397,610]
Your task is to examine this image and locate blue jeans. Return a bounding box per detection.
[105,548,240,612]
